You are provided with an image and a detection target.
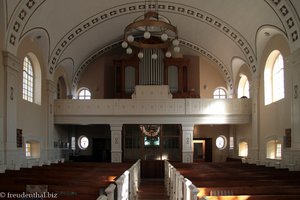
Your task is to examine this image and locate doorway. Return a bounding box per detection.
[193,140,205,161]
[193,138,212,162]
[92,138,111,162]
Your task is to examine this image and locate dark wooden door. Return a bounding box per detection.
[205,138,213,162]
[92,138,111,162]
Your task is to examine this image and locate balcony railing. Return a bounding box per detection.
[54,98,251,124]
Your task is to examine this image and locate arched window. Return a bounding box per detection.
[22,54,42,105]
[272,54,284,101]
[213,88,227,99]
[239,141,248,157]
[266,139,282,160]
[237,75,250,98]
[78,88,91,100]
[264,51,285,105]
[57,76,67,99]
[23,56,34,102]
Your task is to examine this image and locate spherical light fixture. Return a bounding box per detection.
[144,31,151,39]
[165,51,172,58]
[127,35,134,42]
[174,46,180,53]
[161,33,168,41]
[172,39,179,46]
[151,53,158,60]
[138,51,144,59]
[121,41,128,48]
[126,47,133,54]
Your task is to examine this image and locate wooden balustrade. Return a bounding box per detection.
[164,160,199,200]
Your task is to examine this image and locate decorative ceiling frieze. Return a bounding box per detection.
[5,0,299,81]
[5,0,45,53]
[47,1,258,77]
[265,0,299,48]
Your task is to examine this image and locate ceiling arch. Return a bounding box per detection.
[3,0,300,87]
[46,1,258,77]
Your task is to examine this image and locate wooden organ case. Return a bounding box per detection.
[114,57,190,98]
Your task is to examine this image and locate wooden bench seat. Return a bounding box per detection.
[0,161,131,199]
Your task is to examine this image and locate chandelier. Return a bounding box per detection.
[121,0,180,59]
[140,125,161,137]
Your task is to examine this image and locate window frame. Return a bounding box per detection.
[237,74,250,98]
[22,56,34,103]
[216,135,227,150]
[25,142,31,158]
[77,88,91,100]
[266,139,282,160]
[213,87,227,99]
[78,135,89,150]
[264,51,285,105]
[238,141,248,157]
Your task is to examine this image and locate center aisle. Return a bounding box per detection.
[137,179,169,200]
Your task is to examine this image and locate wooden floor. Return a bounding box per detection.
[137,179,168,200]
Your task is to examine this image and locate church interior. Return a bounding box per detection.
[1,0,300,199]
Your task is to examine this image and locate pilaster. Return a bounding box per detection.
[110,124,123,163]
[2,51,21,169]
[286,48,300,150]
[46,79,56,163]
[248,74,259,163]
[182,124,194,163]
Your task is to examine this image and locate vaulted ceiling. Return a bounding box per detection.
[2,0,300,90]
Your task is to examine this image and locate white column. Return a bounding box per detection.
[110,124,122,163]
[3,51,21,170]
[248,75,259,164]
[46,80,56,164]
[182,124,194,163]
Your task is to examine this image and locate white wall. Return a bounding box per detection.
[15,36,49,164]
[0,0,5,167]
[258,34,291,164]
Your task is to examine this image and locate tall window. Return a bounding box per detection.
[23,56,34,102]
[26,142,31,157]
[239,141,248,157]
[213,88,227,99]
[229,136,234,150]
[78,88,91,100]
[266,139,282,160]
[237,75,250,98]
[71,137,76,150]
[264,51,285,105]
[273,54,284,101]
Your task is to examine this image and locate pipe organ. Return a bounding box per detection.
[114,49,190,98]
